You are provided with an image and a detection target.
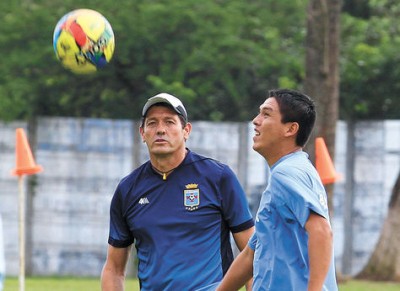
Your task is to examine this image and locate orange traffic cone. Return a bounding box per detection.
[12,128,43,176]
[315,137,341,185]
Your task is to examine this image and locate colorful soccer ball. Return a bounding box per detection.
[53,9,115,74]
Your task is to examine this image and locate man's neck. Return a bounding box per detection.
[150,148,188,173]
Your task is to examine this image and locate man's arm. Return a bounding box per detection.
[232,226,255,290]
[305,212,333,291]
[232,226,254,251]
[101,245,132,291]
[216,244,254,291]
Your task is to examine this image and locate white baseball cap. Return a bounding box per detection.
[142,93,188,122]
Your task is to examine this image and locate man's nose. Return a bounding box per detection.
[156,123,166,134]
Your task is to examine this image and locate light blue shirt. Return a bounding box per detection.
[249,151,338,291]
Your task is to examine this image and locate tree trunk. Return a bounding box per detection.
[304,0,342,216]
[356,171,400,281]
[26,117,38,276]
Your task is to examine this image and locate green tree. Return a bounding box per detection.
[340,0,400,120]
[0,0,307,122]
[304,0,342,225]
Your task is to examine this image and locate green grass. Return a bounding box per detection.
[339,279,400,291]
[4,277,140,291]
[3,277,400,290]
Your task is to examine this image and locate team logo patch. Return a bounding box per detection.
[184,183,200,211]
[318,190,328,210]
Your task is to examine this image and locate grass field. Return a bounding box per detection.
[4,276,400,290]
[4,277,140,291]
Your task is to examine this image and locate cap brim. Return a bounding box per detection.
[142,96,174,116]
[142,93,188,122]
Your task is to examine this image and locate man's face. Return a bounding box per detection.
[140,105,190,156]
[252,97,287,157]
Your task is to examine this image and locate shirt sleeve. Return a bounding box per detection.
[108,185,134,248]
[219,165,254,233]
[248,232,257,250]
[272,170,329,228]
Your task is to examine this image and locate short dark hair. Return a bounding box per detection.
[269,89,316,147]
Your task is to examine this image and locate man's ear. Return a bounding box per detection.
[183,122,192,141]
[285,122,299,137]
[139,126,145,143]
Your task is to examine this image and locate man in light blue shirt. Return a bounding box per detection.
[217,89,338,291]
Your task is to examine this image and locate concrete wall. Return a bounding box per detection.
[332,120,400,275]
[0,118,267,276]
[0,118,399,277]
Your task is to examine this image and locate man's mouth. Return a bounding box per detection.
[155,138,167,143]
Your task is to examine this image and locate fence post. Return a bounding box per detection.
[237,122,249,194]
[342,120,355,275]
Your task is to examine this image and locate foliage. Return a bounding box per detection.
[0,0,307,122]
[2,0,400,122]
[340,0,400,120]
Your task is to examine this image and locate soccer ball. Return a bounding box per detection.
[53,9,115,74]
